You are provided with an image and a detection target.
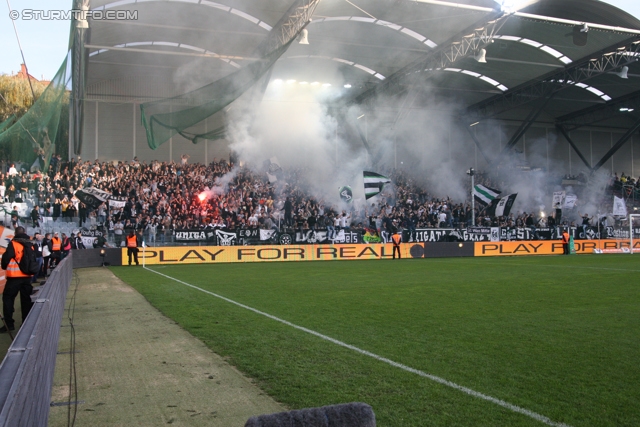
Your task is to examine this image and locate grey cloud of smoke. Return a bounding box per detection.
[228,81,371,205]
[221,73,618,219]
[199,166,241,199]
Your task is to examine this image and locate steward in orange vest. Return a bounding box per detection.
[561,230,570,255]
[391,229,402,259]
[49,233,62,269]
[126,231,140,266]
[0,226,34,332]
[50,235,61,251]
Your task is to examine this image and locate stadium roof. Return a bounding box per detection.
[84,0,640,134]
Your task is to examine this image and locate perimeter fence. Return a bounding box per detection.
[0,254,72,427]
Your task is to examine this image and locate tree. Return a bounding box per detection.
[0,75,48,122]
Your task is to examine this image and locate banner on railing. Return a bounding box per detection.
[170,225,640,246]
[404,227,562,242]
[135,243,414,265]
[173,228,365,245]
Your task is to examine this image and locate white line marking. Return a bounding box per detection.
[143,266,572,427]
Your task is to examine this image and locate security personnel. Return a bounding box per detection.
[391,228,402,259]
[0,226,34,333]
[49,232,62,269]
[126,230,140,266]
[561,229,570,255]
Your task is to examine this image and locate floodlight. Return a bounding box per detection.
[473,49,487,63]
[299,29,309,45]
[572,24,588,46]
[613,66,629,79]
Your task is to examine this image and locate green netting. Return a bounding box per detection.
[0,53,71,172]
[141,38,295,150]
[0,115,16,133]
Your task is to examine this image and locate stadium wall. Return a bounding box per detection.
[73,248,123,268]
[80,100,232,164]
[78,98,640,175]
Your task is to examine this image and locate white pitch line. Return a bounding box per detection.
[144,266,573,427]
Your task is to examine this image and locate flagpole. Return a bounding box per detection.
[598,209,601,248]
[469,168,475,227]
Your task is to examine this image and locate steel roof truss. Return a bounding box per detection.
[557,90,640,131]
[258,0,321,55]
[349,10,509,105]
[465,37,640,122]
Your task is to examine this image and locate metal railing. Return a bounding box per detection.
[0,254,73,427]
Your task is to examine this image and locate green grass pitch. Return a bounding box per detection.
[111,255,640,427]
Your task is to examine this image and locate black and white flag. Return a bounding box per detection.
[363,171,391,200]
[75,187,111,208]
[109,196,127,209]
[474,185,500,206]
[487,193,518,217]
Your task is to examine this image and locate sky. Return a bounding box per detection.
[0,0,639,81]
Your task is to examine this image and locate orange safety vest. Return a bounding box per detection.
[562,232,569,243]
[6,241,30,278]
[126,235,137,248]
[392,233,401,245]
[51,237,61,251]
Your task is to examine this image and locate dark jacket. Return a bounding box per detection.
[1,233,31,270]
[73,236,85,249]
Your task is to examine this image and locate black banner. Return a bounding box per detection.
[173,228,364,245]
[406,227,565,243]
[174,229,216,243]
[172,226,640,245]
[174,228,286,246]
[294,229,363,244]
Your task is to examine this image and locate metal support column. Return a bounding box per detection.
[492,94,555,165]
[555,125,593,171]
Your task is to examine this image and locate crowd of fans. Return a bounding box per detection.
[0,153,637,246]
